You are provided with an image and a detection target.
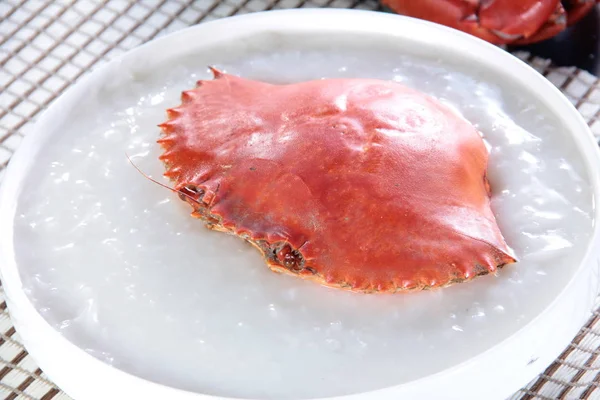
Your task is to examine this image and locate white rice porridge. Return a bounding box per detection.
[12,34,594,399]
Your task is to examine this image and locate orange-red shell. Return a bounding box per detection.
[382,0,598,45]
[158,69,516,293]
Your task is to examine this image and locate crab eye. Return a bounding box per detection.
[178,185,203,202]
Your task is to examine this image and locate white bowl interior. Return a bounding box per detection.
[1,10,599,400]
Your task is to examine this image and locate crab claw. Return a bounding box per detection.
[564,0,597,26]
[382,0,598,45]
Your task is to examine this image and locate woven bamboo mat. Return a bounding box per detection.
[1,1,600,399]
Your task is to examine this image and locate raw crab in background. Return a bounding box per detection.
[381,0,599,45]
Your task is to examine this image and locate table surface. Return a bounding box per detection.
[1,1,600,399]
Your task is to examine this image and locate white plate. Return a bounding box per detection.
[1,9,600,400]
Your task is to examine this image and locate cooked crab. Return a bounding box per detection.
[158,69,516,293]
[382,0,599,45]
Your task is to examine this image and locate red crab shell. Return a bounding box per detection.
[382,0,599,45]
[158,69,516,293]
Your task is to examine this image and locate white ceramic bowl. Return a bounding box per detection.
[1,9,600,400]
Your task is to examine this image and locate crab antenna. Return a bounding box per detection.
[125,153,199,204]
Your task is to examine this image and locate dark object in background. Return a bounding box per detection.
[509,5,600,75]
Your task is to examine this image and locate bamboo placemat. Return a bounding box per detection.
[1,1,600,399]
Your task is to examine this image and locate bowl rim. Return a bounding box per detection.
[1,8,599,400]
